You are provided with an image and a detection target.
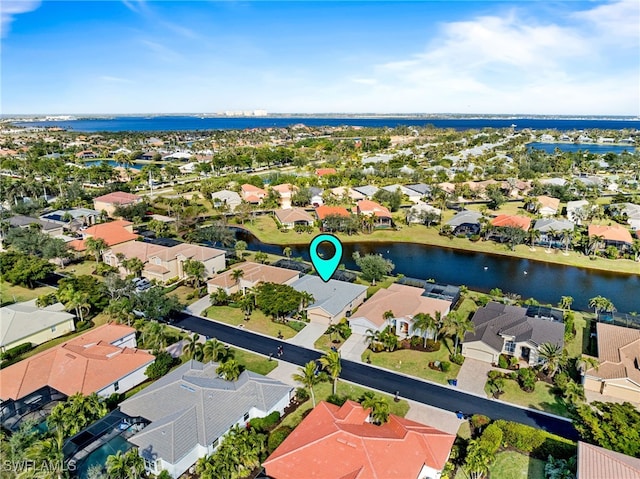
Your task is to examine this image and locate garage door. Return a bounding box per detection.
[605,384,640,403]
[463,348,494,364]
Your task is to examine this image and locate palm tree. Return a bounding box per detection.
[183,333,203,360]
[589,295,615,321]
[412,313,437,347]
[283,246,292,259]
[143,321,167,350]
[464,439,494,479]
[360,392,390,425]
[106,450,129,479]
[231,268,245,293]
[528,228,541,250]
[319,350,342,395]
[451,313,474,354]
[216,358,242,381]
[575,355,599,375]
[122,257,145,277]
[66,291,91,322]
[365,328,381,351]
[562,380,585,405]
[538,342,565,378]
[85,236,107,264]
[292,361,320,407]
[203,338,228,363]
[237,293,255,320]
[560,296,574,311]
[23,428,65,479]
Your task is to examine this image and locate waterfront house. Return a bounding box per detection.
[206,262,300,295]
[240,184,267,204]
[490,214,531,231]
[406,203,442,225]
[577,441,640,479]
[291,275,367,325]
[532,218,575,248]
[349,283,451,337]
[93,191,142,218]
[0,300,75,353]
[210,190,242,211]
[582,323,640,403]
[446,210,483,236]
[120,360,292,478]
[352,185,380,199]
[0,324,154,401]
[69,219,139,252]
[566,200,591,224]
[263,400,455,479]
[610,203,640,231]
[273,207,315,230]
[40,207,100,230]
[315,205,352,232]
[462,302,564,366]
[382,184,422,203]
[356,200,393,228]
[588,224,633,253]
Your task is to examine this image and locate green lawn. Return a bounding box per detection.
[486,378,569,417]
[565,311,590,358]
[354,275,397,298]
[488,451,546,479]
[314,328,337,353]
[455,297,478,321]
[203,305,302,339]
[0,281,56,305]
[280,380,410,430]
[241,215,640,275]
[58,260,101,277]
[167,285,200,304]
[363,338,461,385]
[233,348,279,376]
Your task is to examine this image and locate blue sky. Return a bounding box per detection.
[2,1,638,115]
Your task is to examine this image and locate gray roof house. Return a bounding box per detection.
[352,185,379,198]
[406,183,432,196]
[533,218,575,233]
[120,360,292,478]
[8,215,64,237]
[210,190,242,211]
[462,302,564,366]
[446,210,484,228]
[291,275,367,324]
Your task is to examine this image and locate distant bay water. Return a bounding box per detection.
[14,116,640,133]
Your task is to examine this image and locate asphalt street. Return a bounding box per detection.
[172,312,578,441]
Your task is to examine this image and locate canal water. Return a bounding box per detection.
[234,229,639,313]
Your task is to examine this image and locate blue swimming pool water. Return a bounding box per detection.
[76,435,132,478]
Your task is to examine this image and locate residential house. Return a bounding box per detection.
[382,184,422,203]
[407,203,442,225]
[105,240,225,284]
[0,324,154,401]
[210,190,242,212]
[462,302,564,366]
[291,275,367,324]
[611,203,640,231]
[263,400,455,479]
[582,322,640,403]
[567,200,591,224]
[40,208,100,230]
[532,218,574,248]
[93,191,142,218]
[490,214,531,231]
[349,283,452,337]
[535,196,561,217]
[75,151,97,159]
[577,441,640,479]
[206,262,300,295]
[7,215,64,237]
[588,224,633,252]
[315,205,352,232]
[330,186,365,202]
[120,360,292,478]
[315,168,336,177]
[240,184,267,205]
[0,300,75,353]
[446,210,483,236]
[356,200,393,228]
[406,183,432,198]
[273,208,315,230]
[540,178,567,187]
[69,219,139,252]
[272,183,299,209]
[352,185,379,199]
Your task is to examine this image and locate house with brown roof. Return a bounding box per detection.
[588,224,634,252]
[0,324,154,401]
[582,323,640,403]
[271,183,298,209]
[206,262,300,295]
[104,240,225,284]
[240,184,266,204]
[349,283,452,337]
[577,441,640,479]
[263,400,455,479]
[69,219,139,252]
[93,191,142,217]
[273,208,315,230]
[315,168,337,177]
[535,195,561,217]
[356,200,393,228]
[462,302,564,366]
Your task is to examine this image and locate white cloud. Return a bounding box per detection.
[1,0,41,38]
[573,0,640,41]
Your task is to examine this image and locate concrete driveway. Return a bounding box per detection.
[185,296,211,317]
[456,358,492,397]
[287,322,327,349]
[340,333,369,362]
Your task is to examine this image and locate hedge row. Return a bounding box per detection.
[249,411,281,432]
[0,342,34,361]
[494,420,576,459]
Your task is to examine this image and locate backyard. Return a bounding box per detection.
[203,305,304,339]
[0,280,56,305]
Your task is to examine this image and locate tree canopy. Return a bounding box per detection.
[254,282,303,320]
[352,251,394,283]
[573,401,640,457]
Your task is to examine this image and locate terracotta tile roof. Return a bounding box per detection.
[93,191,141,205]
[356,200,391,218]
[207,262,299,290]
[316,205,351,220]
[263,401,455,479]
[536,195,561,211]
[351,284,451,329]
[316,168,337,176]
[241,184,266,195]
[108,241,166,262]
[588,224,633,244]
[585,323,640,384]
[274,208,314,224]
[578,441,640,479]
[491,214,532,230]
[70,220,138,251]
[0,324,154,400]
[272,183,298,194]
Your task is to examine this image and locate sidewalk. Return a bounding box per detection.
[286,322,326,349]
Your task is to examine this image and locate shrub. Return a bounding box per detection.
[476,295,490,307]
[479,423,503,454]
[487,370,503,380]
[470,414,490,430]
[509,356,519,368]
[450,353,465,365]
[0,342,34,361]
[249,411,281,432]
[509,372,518,380]
[498,355,509,369]
[494,420,576,459]
[410,336,422,348]
[287,321,306,333]
[145,351,177,380]
[94,263,118,276]
[268,426,293,453]
[75,320,92,331]
[326,394,348,406]
[517,367,537,392]
[424,339,441,352]
[440,361,451,373]
[469,234,481,242]
[553,372,570,392]
[295,387,309,403]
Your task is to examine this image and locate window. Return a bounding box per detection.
[212,438,219,449]
[114,381,119,392]
[504,341,516,354]
[143,458,158,473]
[243,412,249,421]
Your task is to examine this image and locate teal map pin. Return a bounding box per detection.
[309,234,343,282]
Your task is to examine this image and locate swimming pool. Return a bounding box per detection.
[75,435,132,478]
